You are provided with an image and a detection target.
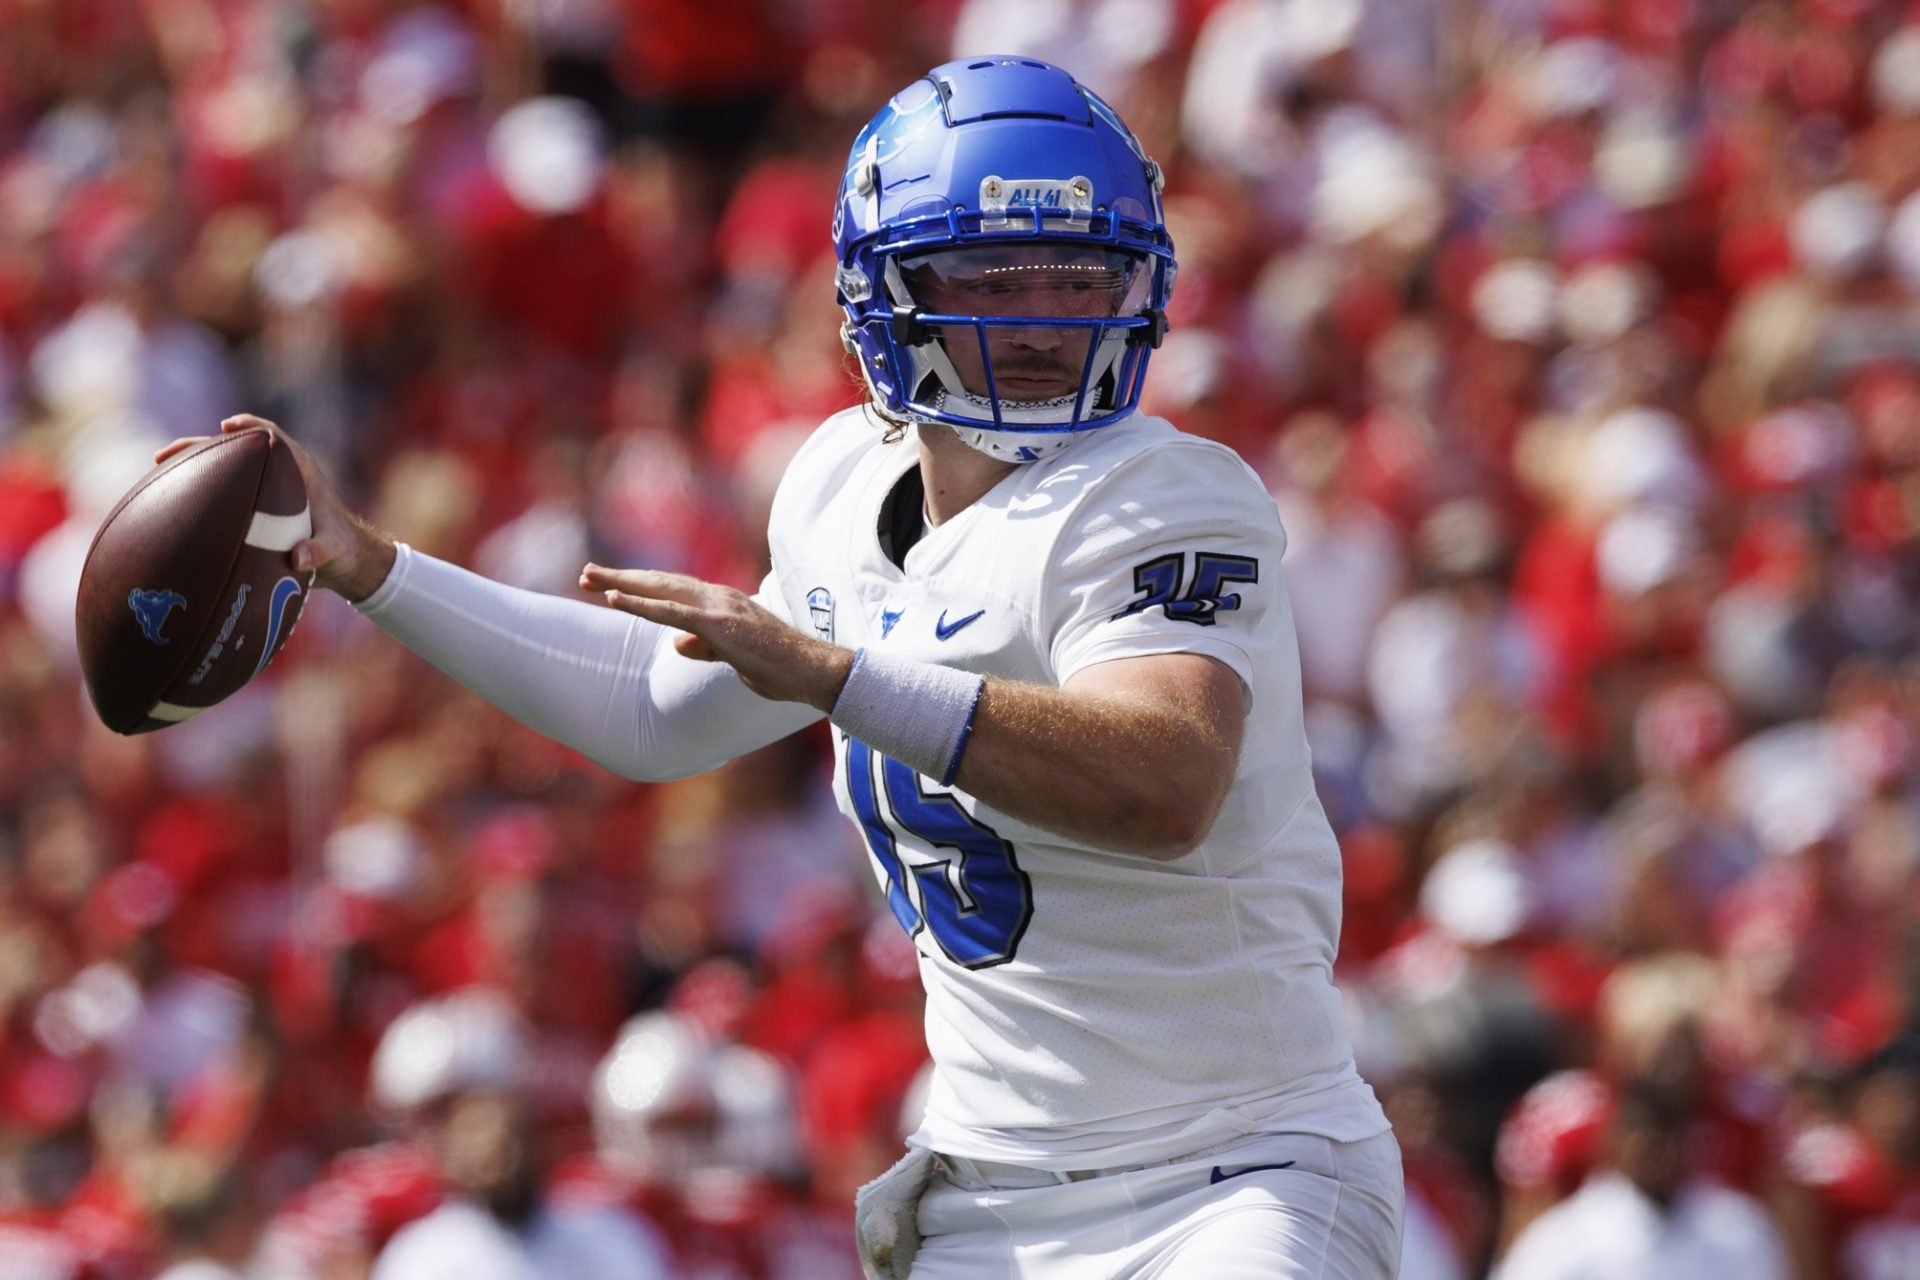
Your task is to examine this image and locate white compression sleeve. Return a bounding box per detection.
[354,545,823,781]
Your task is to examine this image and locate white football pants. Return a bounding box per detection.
[910,1130,1404,1279]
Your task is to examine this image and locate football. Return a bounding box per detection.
[76,426,314,734]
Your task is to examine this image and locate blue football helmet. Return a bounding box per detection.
[833,57,1176,462]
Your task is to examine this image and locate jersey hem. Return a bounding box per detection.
[909,1069,1391,1172]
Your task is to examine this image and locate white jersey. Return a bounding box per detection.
[766,407,1388,1169]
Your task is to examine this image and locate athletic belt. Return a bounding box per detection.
[932,1132,1267,1191]
[933,1154,1133,1189]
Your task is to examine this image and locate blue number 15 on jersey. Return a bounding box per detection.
[843,738,1034,969]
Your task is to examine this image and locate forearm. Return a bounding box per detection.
[578,566,1241,855]
[952,673,1239,859]
[357,546,821,779]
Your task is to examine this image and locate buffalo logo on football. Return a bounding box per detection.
[128,588,187,646]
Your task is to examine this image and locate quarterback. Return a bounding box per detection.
[168,57,1401,1279]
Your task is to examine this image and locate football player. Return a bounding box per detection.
[168,56,1402,1279]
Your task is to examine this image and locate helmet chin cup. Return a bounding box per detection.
[833,57,1175,463]
[950,425,1086,464]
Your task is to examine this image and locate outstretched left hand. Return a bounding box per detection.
[580,564,853,710]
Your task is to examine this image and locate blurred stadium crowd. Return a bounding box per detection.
[1,0,1919,1276]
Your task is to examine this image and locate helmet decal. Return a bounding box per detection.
[846,77,942,173]
[980,176,1095,231]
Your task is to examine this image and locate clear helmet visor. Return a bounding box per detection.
[891,245,1153,411]
[898,244,1146,319]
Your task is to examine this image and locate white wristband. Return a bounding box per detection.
[830,649,986,785]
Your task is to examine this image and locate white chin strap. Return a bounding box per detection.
[928,387,1094,462]
[950,426,1086,464]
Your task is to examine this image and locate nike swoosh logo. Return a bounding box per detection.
[934,609,985,640]
[253,576,303,677]
[1209,1161,1296,1184]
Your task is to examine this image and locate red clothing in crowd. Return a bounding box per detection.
[1784,1123,1920,1280]
[1498,1066,1775,1200]
[258,1141,444,1275]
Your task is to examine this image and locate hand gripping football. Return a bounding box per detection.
[76,425,314,734]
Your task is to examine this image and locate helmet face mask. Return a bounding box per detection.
[834,58,1175,463]
[894,244,1152,430]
